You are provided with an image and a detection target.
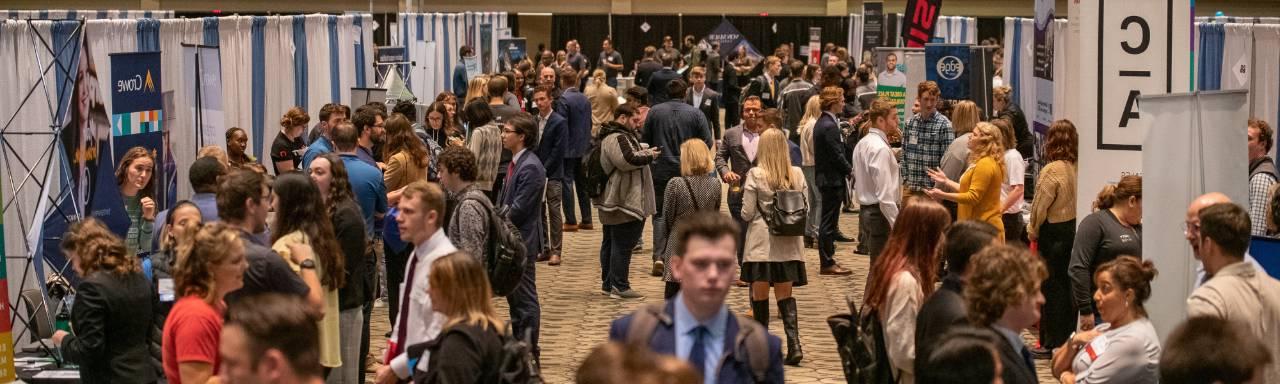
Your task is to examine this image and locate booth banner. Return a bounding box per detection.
[480,24,494,73]
[499,38,527,72]
[863,2,884,57]
[464,56,481,80]
[902,0,943,48]
[708,19,763,64]
[110,51,171,215]
[926,44,970,100]
[183,46,225,150]
[0,189,13,382]
[1033,0,1055,135]
[808,27,822,64]
[878,84,907,125]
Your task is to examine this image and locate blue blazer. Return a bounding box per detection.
[558,88,593,159]
[646,68,681,105]
[499,151,547,256]
[536,112,569,181]
[813,113,852,189]
[607,300,785,384]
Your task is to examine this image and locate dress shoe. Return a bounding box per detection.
[650,260,664,276]
[1029,346,1052,360]
[834,233,856,243]
[563,223,579,232]
[548,254,562,266]
[820,265,853,275]
[536,252,552,262]
[579,222,594,230]
[803,236,816,249]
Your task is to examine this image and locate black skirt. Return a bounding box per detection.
[740,260,808,287]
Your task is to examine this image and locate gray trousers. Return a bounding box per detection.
[544,179,564,256]
[859,204,891,266]
[802,165,822,238]
[327,307,364,384]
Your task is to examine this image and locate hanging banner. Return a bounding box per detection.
[183,45,225,150]
[110,51,170,244]
[0,188,14,381]
[926,44,971,100]
[480,24,494,73]
[1033,0,1055,136]
[863,2,884,59]
[902,0,943,48]
[808,27,822,65]
[498,38,527,72]
[707,19,763,65]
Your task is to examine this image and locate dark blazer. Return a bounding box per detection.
[333,199,370,310]
[991,325,1041,384]
[715,125,757,211]
[1000,103,1035,160]
[63,270,158,384]
[536,111,568,181]
[813,113,852,188]
[744,74,780,108]
[500,150,547,256]
[635,59,662,90]
[410,323,504,384]
[642,100,713,211]
[647,68,681,105]
[684,86,722,138]
[558,88,593,159]
[607,300,785,384]
[914,277,968,375]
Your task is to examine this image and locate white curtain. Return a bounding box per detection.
[262,17,297,167]
[158,19,202,198]
[1220,23,1253,91]
[336,16,357,107]
[1052,20,1070,122]
[1003,17,1037,119]
[397,12,507,101]
[847,14,863,63]
[305,14,335,122]
[219,17,254,151]
[1254,25,1280,147]
[934,16,977,45]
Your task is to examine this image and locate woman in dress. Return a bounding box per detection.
[1052,256,1161,384]
[740,128,809,365]
[1070,175,1142,331]
[659,139,722,299]
[270,173,346,378]
[926,122,1007,239]
[862,200,951,383]
[116,146,156,256]
[1028,119,1080,353]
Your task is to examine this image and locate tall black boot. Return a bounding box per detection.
[750,299,770,330]
[778,297,803,365]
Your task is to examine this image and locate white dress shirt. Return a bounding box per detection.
[692,86,704,107]
[852,128,901,226]
[390,228,458,378]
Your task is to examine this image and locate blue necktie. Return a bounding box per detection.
[689,325,709,377]
[1020,345,1036,372]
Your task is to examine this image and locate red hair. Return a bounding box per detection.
[863,200,952,312]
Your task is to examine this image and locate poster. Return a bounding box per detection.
[480,24,494,74]
[926,44,971,100]
[463,56,481,80]
[902,0,943,48]
[707,19,763,67]
[110,51,171,244]
[877,84,907,126]
[1033,0,1055,135]
[808,28,822,65]
[863,2,884,58]
[182,46,224,150]
[498,38,527,72]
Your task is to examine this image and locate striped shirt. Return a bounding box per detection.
[901,110,954,191]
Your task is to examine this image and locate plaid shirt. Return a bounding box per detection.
[901,110,954,190]
[1249,172,1276,235]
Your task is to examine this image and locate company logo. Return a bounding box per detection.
[144,70,156,92]
[936,56,964,80]
[117,70,157,93]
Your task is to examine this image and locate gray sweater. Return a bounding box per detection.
[1069,209,1142,313]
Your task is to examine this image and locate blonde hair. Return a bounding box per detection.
[757,129,795,190]
[679,139,713,176]
[430,252,504,331]
[993,86,1013,105]
[797,95,822,136]
[968,122,1006,169]
[990,118,1016,151]
[590,69,607,87]
[464,76,489,106]
[199,145,229,168]
[950,100,980,135]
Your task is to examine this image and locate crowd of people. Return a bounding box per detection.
[45,35,1280,384]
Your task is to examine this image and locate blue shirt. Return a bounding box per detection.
[341,154,388,236]
[300,136,334,169]
[673,292,729,384]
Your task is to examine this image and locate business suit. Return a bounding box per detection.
[643,99,713,263]
[913,277,968,376]
[499,150,547,356]
[744,74,780,108]
[635,59,662,90]
[814,113,852,269]
[647,67,681,105]
[558,87,595,227]
[715,124,758,263]
[537,111,568,258]
[62,270,158,384]
[991,326,1041,384]
[607,300,785,383]
[684,86,722,139]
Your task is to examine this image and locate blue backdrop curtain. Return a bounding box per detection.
[250,16,266,157]
[135,18,159,51]
[293,15,309,107]
[1198,23,1225,91]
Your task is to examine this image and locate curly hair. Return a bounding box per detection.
[115,146,156,199]
[964,245,1047,326]
[280,106,310,130]
[968,122,1006,170]
[1043,119,1079,164]
[271,172,346,289]
[62,218,140,275]
[315,153,356,219]
[437,146,477,182]
[174,222,245,304]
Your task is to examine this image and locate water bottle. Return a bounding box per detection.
[54,297,72,334]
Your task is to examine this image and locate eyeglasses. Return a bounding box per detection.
[1182,221,1200,237]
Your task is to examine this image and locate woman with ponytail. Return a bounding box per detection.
[1052,256,1161,383]
[585,68,619,136]
[1070,175,1143,331]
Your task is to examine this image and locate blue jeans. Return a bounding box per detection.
[506,259,541,357]
[601,219,644,291]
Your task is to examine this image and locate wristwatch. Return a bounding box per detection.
[299,259,317,270]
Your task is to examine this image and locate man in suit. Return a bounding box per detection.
[716,97,764,270]
[744,56,782,109]
[647,55,682,105]
[643,78,713,275]
[557,68,596,232]
[499,113,547,358]
[608,213,785,383]
[533,85,567,266]
[685,66,722,139]
[813,87,854,276]
[914,221,1000,375]
[635,46,662,91]
[779,64,818,142]
[965,245,1046,384]
[705,42,722,93]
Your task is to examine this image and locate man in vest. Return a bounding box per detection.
[1247,119,1276,235]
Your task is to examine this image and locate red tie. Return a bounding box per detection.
[506,161,515,184]
[388,251,419,361]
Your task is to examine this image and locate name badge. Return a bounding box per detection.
[762,93,771,100]
[703,99,712,107]
[608,57,614,62]
[908,136,918,145]
[158,278,175,302]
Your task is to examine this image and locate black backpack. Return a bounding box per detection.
[461,192,527,297]
[827,296,896,384]
[759,175,808,236]
[581,136,613,199]
[406,322,543,384]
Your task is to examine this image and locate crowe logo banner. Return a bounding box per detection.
[110,52,163,135]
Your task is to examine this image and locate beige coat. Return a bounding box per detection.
[383,151,427,192]
[1187,261,1280,384]
[740,166,806,263]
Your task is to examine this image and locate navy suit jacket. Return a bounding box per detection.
[499,150,547,256]
[536,112,568,181]
[813,113,852,189]
[607,300,785,383]
[559,88,592,159]
[684,87,722,137]
[647,68,681,105]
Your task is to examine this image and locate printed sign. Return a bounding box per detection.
[902,0,943,48]
[863,2,884,57]
[877,85,907,126]
[707,19,763,64]
[926,44,970,100]
[1034,0,1055,136]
